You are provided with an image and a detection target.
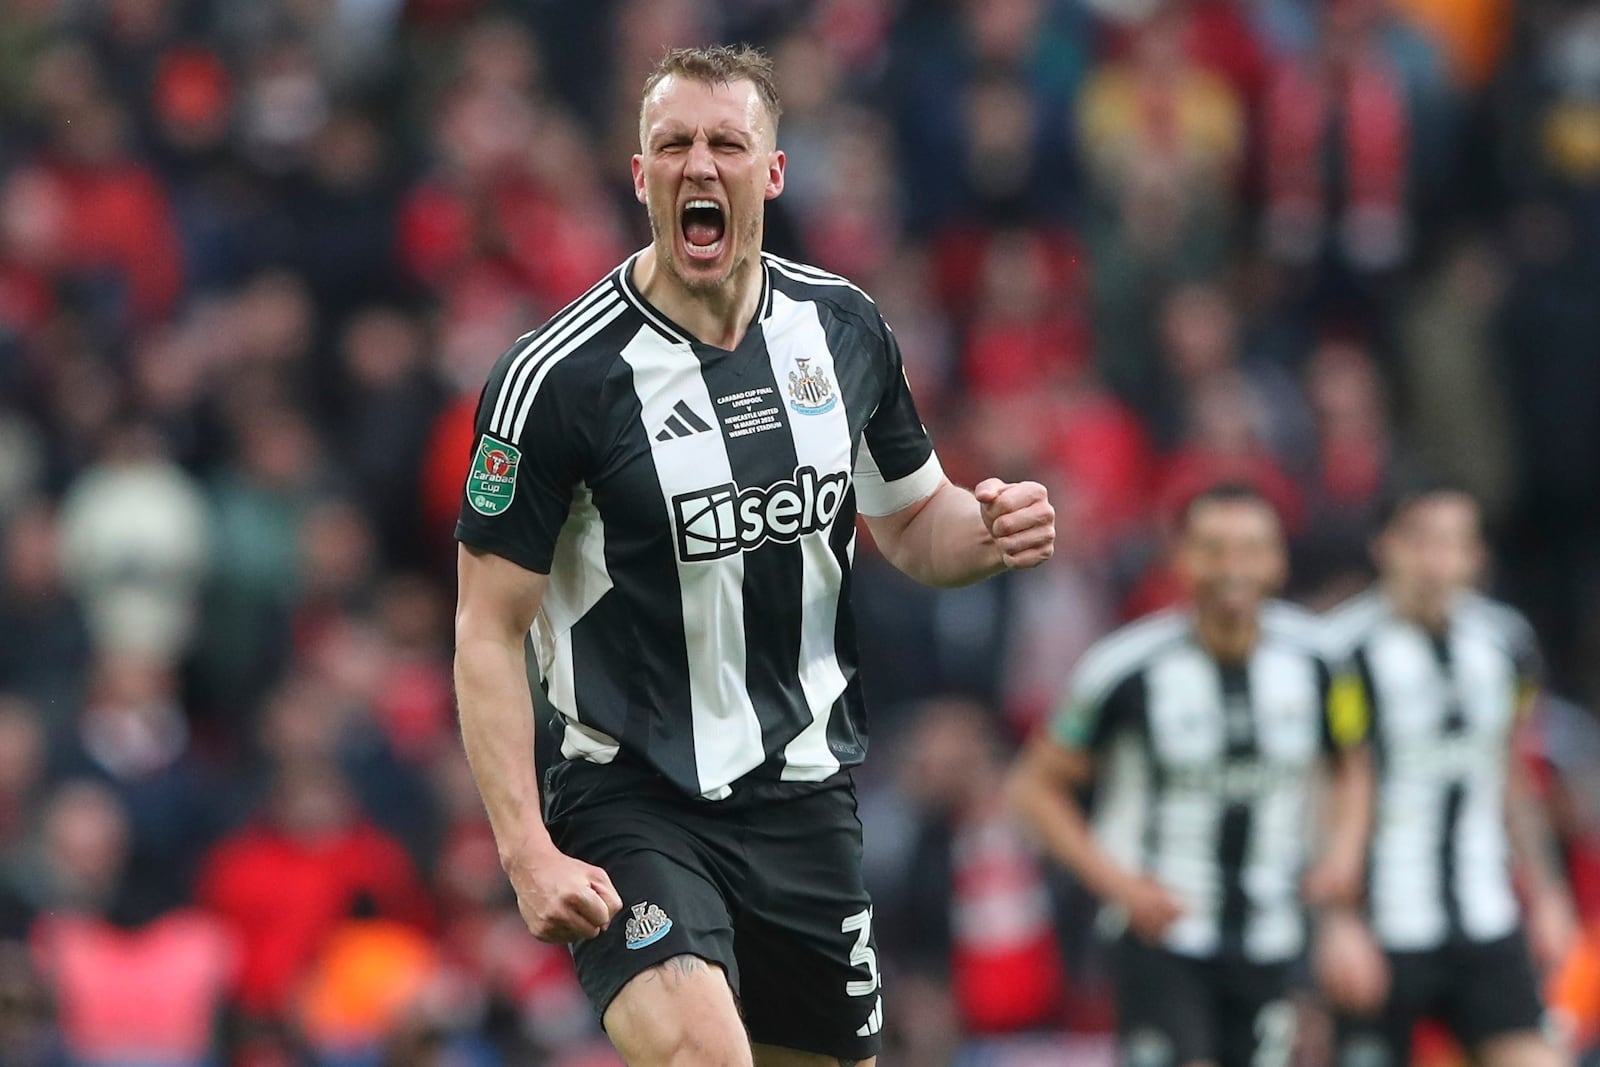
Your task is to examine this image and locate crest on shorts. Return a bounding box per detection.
[787,358,837,416]
[467,435,521,516]
[624,902,673,950]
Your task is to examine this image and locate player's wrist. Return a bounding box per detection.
[498,832,564,874]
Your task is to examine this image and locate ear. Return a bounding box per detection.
[764,148,786,202]
[632,154,647,205]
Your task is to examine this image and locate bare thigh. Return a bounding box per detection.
[603,954,752,1067]
[1477,1032,1569,1067]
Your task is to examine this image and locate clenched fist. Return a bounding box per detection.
[505,844,624,943]
[975,479,1055,570]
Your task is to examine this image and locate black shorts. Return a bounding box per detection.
[1334,931,1547,1066]
[1111,935,1299,1067]
[543,758,883,1061]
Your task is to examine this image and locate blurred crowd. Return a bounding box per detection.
[2,0,1600,1064]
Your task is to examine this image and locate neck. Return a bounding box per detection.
[1192,608,1259,664]
[1383,582,1451,634]
[633,245,763,350]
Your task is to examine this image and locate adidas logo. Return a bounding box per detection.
[655,399,713,442]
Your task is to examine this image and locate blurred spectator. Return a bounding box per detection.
[0,501,91,723]
[880,701,1070,1036]
[1259,0,1451,312]
[1292,337,1393,601]
[53,650,222,914]
[0,698,46,869]
[25,781,238,1067]
[198,756,433,1022]
[197,403,323,708]
[1400,238,1516,521]
[332,308,446,566]
[57,424,211,661]
[0,939,62,1067]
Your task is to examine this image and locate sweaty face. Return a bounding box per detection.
[634,76,783,294]
[1180,500,1287,621]
[1378,494,1484,624]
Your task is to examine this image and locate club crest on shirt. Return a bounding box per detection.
[787,358,837,416]
[624,902,673,949]
[467,435,521,516]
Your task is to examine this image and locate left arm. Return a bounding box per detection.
[1305,667,1376,907]
[863,477,1054,588]
[1507,728,1576,969]
[1503,620,1577,970]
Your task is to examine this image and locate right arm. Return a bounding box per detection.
[1007,742,1130,901]
[454,544,621,941]
[1006,669,1183,942]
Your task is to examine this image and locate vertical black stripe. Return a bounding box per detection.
[1127,673,1161,875]
[574,337,700,791]
[1217,658,1260,956]
[1428,630,1468,936]
[825,485,866,765]
[696,339,811,772]
[824,302,878,771]
[1353,646,1384,906]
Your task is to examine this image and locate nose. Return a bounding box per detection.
[685,136,717,181]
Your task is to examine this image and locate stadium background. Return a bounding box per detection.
[2,0,1600,1063]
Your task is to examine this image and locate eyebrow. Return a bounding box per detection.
[650,122,754,143]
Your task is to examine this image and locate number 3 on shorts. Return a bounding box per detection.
[842,907,883,1037]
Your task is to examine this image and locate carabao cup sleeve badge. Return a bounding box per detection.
[467,435,522,516]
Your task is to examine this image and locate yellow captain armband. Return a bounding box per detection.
[1514,678,1540,720]
[1327,672,1370,749]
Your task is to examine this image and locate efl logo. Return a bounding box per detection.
[672,466,848,562]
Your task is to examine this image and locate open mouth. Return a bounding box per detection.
[681,199,726,259]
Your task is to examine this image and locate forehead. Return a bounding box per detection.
[1397,494,1479,536]
[1187,499,1281,541]
[642,74,766,136]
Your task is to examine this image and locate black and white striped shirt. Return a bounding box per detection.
[1327,590,1542,951]
[455,252,943,800]
[1051,605,1364,962]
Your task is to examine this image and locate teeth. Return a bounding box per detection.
[687,239,723,254]
[686,199,719,211]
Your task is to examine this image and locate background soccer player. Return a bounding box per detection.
[1008,483,1372,1067]
[452,45,1054,1067]
[1318,486,1575,1067]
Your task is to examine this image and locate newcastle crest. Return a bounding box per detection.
[787,358,838,416]
[624,901,673,950]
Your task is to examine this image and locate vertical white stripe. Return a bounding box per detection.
[765,293,854,781]
[1369,624,1450,948]
[1243,645,1320,961]
[532,485,621,764]
[1457,628,1518,940]
[1458,763,1516,939]
[1094,734,1150,874]
[1147,648,1225,957]
[620,331,762,799]
[491,285,619,435]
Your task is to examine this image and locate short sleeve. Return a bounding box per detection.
[454,344,592,574]
[1321,657,1370,754]
[853,313,943,517]
[1050,664,1142,753]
